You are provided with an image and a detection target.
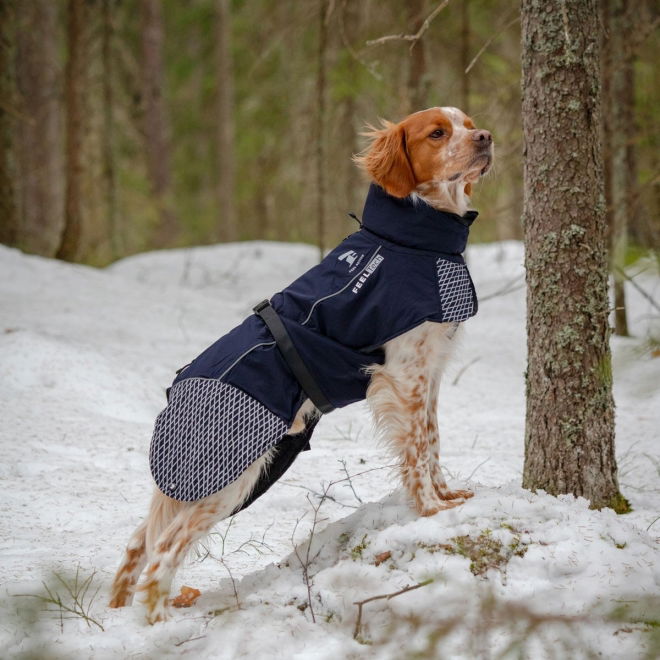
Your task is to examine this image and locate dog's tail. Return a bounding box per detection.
[144,489,185,559]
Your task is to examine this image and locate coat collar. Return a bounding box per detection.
[360,184,478,254]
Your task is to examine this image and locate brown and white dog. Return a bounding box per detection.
[109,106,493,623]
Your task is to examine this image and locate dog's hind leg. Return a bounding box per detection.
[110,489,186,608]
[109,519,149,608]
[138,449,274,624]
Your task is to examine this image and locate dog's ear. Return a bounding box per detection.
[464,183,472,197]
[354,121,416,198]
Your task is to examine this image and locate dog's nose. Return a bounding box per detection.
[472,130,492,144]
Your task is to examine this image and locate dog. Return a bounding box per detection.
[109,106,493,623]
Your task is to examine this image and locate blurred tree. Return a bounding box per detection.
[316,0,329,256]
[521,0,627,511]
[602,0,635,337]
[141,0,178,248]
[56,0,87,261]
[460,0,470,114]
[214,0,236,242]
[15,0,63,257]
[405,0,430,114]
[103,0,121,258]
[0,0,18,248]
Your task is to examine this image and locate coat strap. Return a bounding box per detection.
[253,300,334,414]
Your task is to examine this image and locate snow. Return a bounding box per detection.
[1,240,658,659]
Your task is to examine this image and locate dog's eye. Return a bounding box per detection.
[429,129,445,139]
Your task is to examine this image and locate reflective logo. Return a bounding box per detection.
[352,254,385,294]
[338,250,358,267]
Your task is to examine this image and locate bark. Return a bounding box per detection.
[0,0,18,247]
[15,0,63,256]
[57,0,87,261]
[215,0,236,242]
[141,0,177,247]
[521,0,625,511]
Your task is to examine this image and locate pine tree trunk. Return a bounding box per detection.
[521,0,626,511]
[215,0,236,243]
[0,0,18,247]
[57,0,87,262]
[141,0,177,248]
[15,0,63,257]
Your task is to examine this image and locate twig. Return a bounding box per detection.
[479,275,525,302]
[614,266,660,314]
[174,635,207,647]
[353,579,434,640]
[451,357,481,386]
[339,459,363,503]
[366,0,451,50]
[290,464,397,621]
[338,0,382,80]
[646,515,660,531]
[466,457,490,481]
[465,14,520,74]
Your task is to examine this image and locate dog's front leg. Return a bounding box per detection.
[427,374,473,502]
[367,322,462,516]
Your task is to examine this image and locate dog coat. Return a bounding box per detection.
[150,184,479,507]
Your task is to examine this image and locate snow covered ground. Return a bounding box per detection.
[0,240,658,659]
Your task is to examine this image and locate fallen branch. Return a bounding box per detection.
[353,579,434,640]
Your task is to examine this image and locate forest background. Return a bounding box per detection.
[1,0,658,266]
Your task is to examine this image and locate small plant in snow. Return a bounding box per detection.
[16,566,104,632]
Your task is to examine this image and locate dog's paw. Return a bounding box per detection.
[417,498,463,516]
[145,601,171,625]
[439,488,474,501]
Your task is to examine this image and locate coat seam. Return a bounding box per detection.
[219,341,276,380]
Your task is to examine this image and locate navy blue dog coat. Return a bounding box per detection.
[150,184,479,508]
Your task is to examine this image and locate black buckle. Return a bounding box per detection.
[253,299,271,314]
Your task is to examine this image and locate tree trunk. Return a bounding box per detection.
[57,0,87,262]
[14,0,63,256]
[0,0,18,247]
[405,0,429,114]
[460,0,470,115]
[102,0,120,259]
[521,0,626,511]
[603,0,635,337]
[215,0,236,243]
[140,0,177,248]
[316,0,328,258]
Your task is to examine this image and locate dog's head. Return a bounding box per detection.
[354,107,493,213]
